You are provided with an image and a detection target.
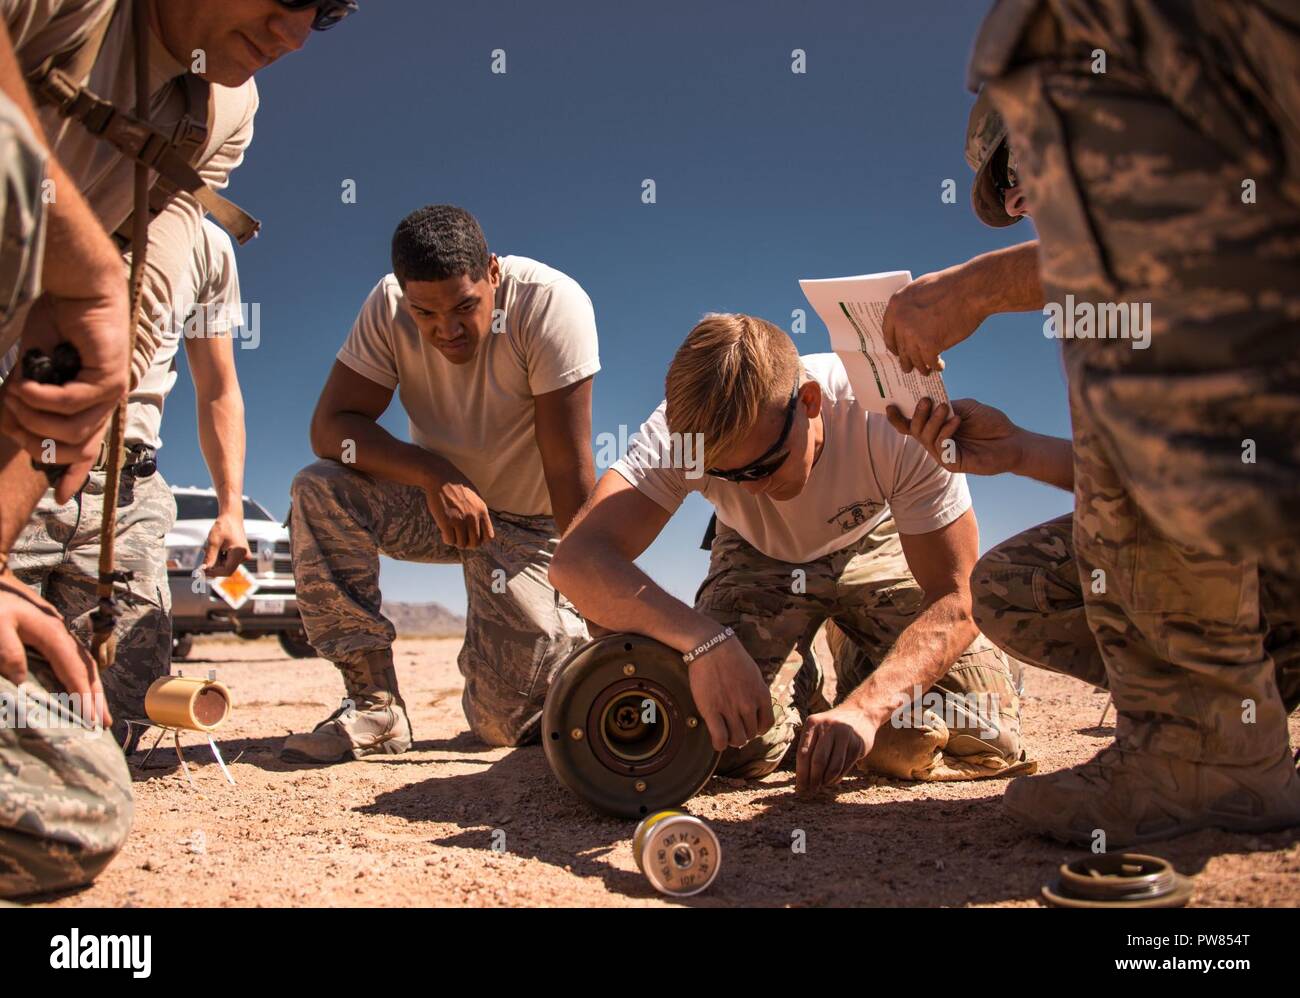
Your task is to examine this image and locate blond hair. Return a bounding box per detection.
[665,314,801,469]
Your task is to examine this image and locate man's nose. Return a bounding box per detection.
[1003,187,1029,218]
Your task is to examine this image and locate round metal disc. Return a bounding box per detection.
[1041,853,1194,908]
[633,811,721,897]
[543,633,720,818]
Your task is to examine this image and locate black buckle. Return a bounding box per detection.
[116,447,157,507]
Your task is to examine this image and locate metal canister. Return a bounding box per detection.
[143,675,231,731]
[632,810,721,897]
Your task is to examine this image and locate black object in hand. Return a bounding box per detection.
[20,343,84,485]
[21,342,82,386]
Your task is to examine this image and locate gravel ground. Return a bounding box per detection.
[41,635,1300,908]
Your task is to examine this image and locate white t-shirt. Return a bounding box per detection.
[337,255,601,517]
[128,219,242,449]
[612,353,972,563]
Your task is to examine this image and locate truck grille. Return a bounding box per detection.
[243,540,292,579]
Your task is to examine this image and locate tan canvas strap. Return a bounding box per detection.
[112,74,206,242]
[26,0,261,247]
[30,66,260,245]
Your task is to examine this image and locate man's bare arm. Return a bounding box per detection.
[0,431,47,556]
[796,508,984,793]
[312,361,437,486]
[885,397,1074,491]
[185,329,249,574]
[550,470,696,643]
[841,509,981,729]
[309,361,494,548]
[187,331,245,511]
[533,377,595,534]
[883,240,1044,375]
[549,471,775,752]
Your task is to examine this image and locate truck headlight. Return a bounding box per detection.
[166,546,202,572]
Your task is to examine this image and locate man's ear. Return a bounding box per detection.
[799,379,823,420]
[487,254,501,288]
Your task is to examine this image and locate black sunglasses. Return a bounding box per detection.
[992,140,1018,195]
[276,0,358,31]
[707,381,801,483]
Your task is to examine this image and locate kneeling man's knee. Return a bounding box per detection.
[0,728,134,899]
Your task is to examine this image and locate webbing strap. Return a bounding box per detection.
[31,66,260,244]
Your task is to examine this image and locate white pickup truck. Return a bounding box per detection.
[166,486,315,659]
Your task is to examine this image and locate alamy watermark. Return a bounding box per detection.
[888,684,1001,740]
[151,300,261,349]
[1043,295,1150,350]
[1,689,103,738]
[594,424,705,480]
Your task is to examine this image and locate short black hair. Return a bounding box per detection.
[390,204,490,285]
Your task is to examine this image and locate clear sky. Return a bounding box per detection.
[160,0,1072,614]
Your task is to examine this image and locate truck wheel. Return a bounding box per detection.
[278,631,317,659]
[173,633,194,660]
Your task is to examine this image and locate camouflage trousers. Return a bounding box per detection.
[973,0,1300,764]
[9,469,175,744]
[974,514,1300,747]
[696,517,1027,780]
[975,0,1300,570]
[0,656,134,899]
[290,460,589,747]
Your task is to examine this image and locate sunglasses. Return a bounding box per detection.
[707,381,800,483]
[992,140,1019,195]
[276,0,358,31]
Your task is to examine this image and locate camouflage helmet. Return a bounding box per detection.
[964,88,1020,228]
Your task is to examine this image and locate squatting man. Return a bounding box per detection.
[550,313,1034,794]
[281,204,600,762]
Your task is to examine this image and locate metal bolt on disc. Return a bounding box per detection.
[543,633,720,818]
[633,810,721,897]
[1042,852,1194,908]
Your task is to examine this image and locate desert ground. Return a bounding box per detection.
[42,634,1300,908]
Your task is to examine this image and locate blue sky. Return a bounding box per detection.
[160,0,1071,613]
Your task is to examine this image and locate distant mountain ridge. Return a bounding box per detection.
[382,601,465,636]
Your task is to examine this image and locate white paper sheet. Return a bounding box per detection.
[799,270,948,418]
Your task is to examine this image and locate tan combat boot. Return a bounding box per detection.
[280,649,412,763]
[1003,741,1300,847]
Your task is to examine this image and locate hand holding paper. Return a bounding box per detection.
[800,271,949,418]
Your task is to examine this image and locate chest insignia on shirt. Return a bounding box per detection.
[827,500,883,533]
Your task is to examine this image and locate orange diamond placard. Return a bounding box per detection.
[211,564,259,610]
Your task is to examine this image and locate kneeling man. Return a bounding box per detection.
[282,205,598,762]
[550,314,1031,793]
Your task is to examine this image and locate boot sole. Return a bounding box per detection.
[280,740,409,764]
[281,709,413,764]
[279,747,351,765]
[1011,806,1300,848]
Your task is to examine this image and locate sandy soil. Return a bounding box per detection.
[43,635,1300,908]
